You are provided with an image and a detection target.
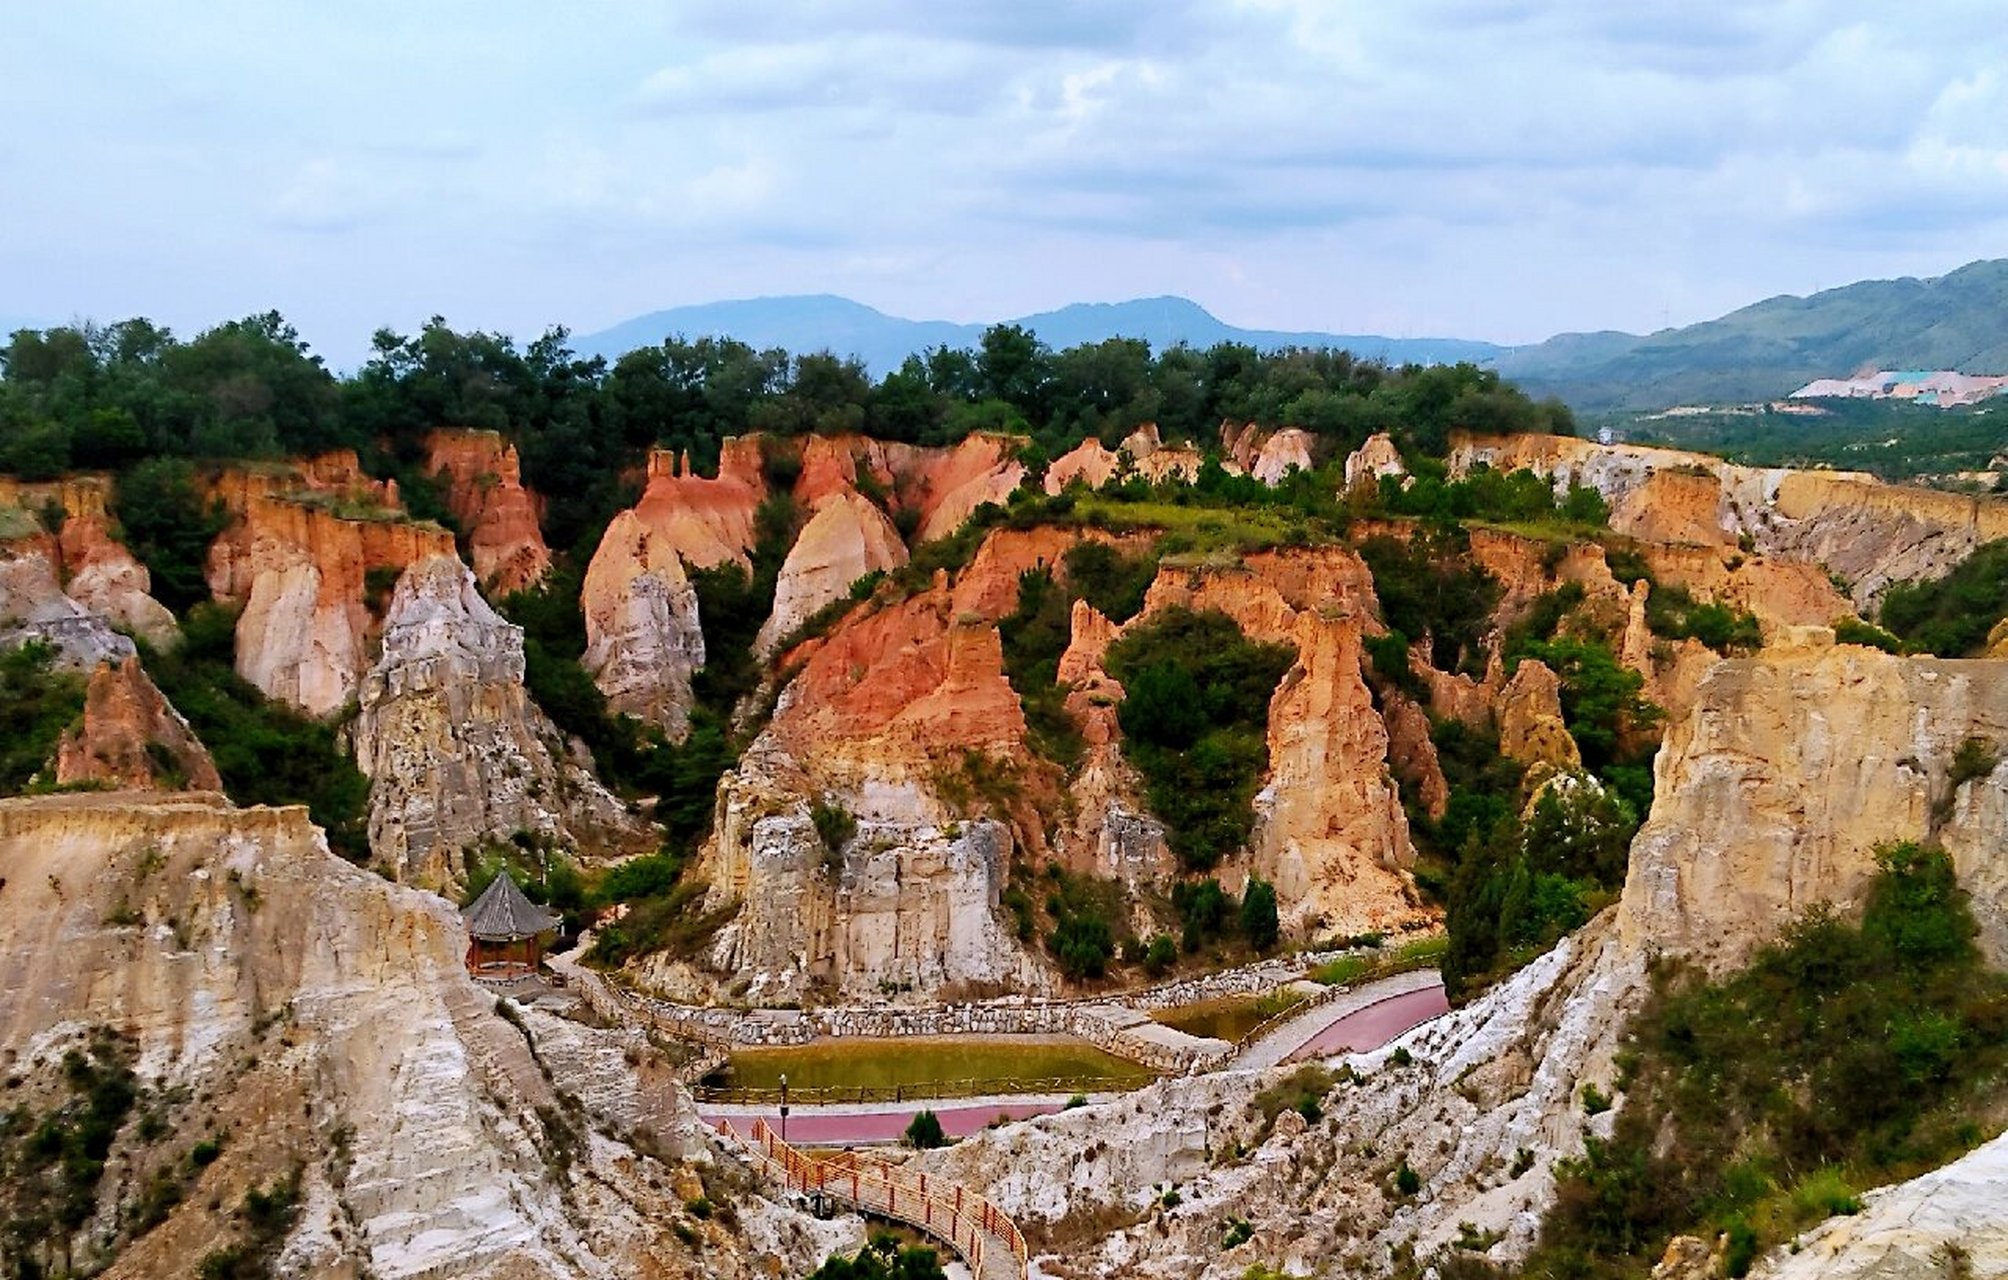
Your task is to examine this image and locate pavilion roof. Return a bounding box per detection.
[462,873,561,942]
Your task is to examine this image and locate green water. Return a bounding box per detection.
[1151,993,1305,1043]
[710,1036,1155,1096]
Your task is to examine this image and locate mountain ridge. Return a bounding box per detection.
[575,293,1505,374]
[579,258,2008,412]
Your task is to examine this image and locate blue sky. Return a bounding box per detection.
[5,1,2007,367]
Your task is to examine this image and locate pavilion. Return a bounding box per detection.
[462,873,561,980]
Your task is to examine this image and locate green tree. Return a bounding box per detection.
[1240,876,1280,951]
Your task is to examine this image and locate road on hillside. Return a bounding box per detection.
[699,977,1450,1146]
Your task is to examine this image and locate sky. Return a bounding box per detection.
[5,1,2008,368]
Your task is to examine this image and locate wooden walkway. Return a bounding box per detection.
[729,1117,1029,1280]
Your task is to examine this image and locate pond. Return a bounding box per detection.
[1150,991,1307,1044]
[703,1034,1156,1102]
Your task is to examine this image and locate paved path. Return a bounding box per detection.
[1229,969,1448,1071]
[697,970,1449,1145]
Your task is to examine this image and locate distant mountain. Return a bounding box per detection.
[575,294,1503,374]
[1491,258,2008,412]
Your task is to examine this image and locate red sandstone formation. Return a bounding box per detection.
[54,655,222,791]
[423,428,551,595]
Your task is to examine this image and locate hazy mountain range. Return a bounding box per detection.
[575,294,1503,376]
[578,259,2008,413]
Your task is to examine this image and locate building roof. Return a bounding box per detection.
[462,873,561,942]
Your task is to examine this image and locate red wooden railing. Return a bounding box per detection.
[733,1117,1029,1280]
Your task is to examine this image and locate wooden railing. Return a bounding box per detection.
[732,1117,1029,1280]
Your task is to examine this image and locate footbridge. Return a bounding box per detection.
[729,1116,1029,1280]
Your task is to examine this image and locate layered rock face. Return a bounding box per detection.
[580,508,706,737]
[206,457,456,716]
[1449,430,2008,607]
[1130,552,1427,936]
[424,428,550,595]
[576,441,766,736]
[53,655,221,791]
[0,475,179,646]
[1621,640,2008,969]
[0,477,176,664]
[753,490,908,655]
[1044,424,1204,492]
[1344,432,1407,492]
[353,555,646,887]
[0,791,827,1279]
[695,568,1041,1001]
[0,529,138,668]
[1222,421,1318,483]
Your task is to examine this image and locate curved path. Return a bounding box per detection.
[1229,968,1448,1071]
[699,971,1449,1146]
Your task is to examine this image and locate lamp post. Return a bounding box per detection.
[779,1072,790,1144]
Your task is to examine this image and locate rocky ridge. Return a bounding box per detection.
[424,427,552,595]
[0,789,843,1279]
[352,554,647,887]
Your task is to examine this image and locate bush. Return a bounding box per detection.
[1833,615,1903,652]
[1879,539,2008,655]
[1645,584,1761,653]
[1240,876,1280,951]
[113,458,229,615]
[1142,933,1178,976]
[903,1110,947,1150]
[1525,844,2007,1277]
[140,606,370,860]
[0,640,87,795]
[807,1233,947,1280]
[1107,609,1296,871]
[1357,529,1501,675]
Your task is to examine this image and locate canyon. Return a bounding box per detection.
[4,416,2008,1277]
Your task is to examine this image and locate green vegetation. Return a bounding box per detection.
[1879,538,2008,656]
[1250,1064,1336,1129]
[712,1038,1153,1096]
[1622,393,2008,480]
[1375,461,1609,533]
[1644,584,1761,653]
[1038,863,1130,980]
[1833,615,1904,652]
[1105,608,1296,871]
[805,1232,947,1280]
[902,1109,947,1150]
[196,1171,301,1280]
[111,457,231,615]
[0,641,86,795]
[1240,876,1280,952]
[140,605,369,860]
[0,1028,139,1277]
[1523,844,2008,1279]
[1506,638,1659,773]
[1357,529,1501,675]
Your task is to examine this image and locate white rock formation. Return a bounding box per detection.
[753,491,908,656]
[353,554,646,886]
[580,508,707,739]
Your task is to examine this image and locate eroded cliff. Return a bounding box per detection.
[352,555,648,887]
[424,427,551,595]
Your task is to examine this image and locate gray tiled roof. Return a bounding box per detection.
[462,873,560,941]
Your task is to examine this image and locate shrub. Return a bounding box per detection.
[0,640,87,795]
[1394,1159,1422,1196]
[1879,539,2008,655]
[903,1109,947,1150]
[1580,1082,1612,1115]
[1645,584,1761,653]
[1107,608,1295,870]
[807,1233,948,1280]
[1833,615,1903,652]
[1240,876,1280,951]
[1142,933,1178,976]
[810,798,857,859]
[1357,529,1501,675]
[1525,844,2006,1277]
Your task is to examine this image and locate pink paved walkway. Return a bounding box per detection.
[1283,983,1449,1061]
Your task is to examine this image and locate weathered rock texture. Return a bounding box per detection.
[353,555,647,887]
[424,427,550,595]
[1044,424,1205,493]
[0,530,138,669]
[206,455,456,716]
[0,790,837,1279]
[53,655,221,791]
[1344,432,1408,492]
[692,561,1042,1001]
[1622,642,2008,970]
[580,507,707,738]
[0,476,176,659]
[1497,658,1582,771]
[753,490,908,656]
[1129,552,1427,936]
[1222,421,1318,484]
[1450,430,2008,607]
